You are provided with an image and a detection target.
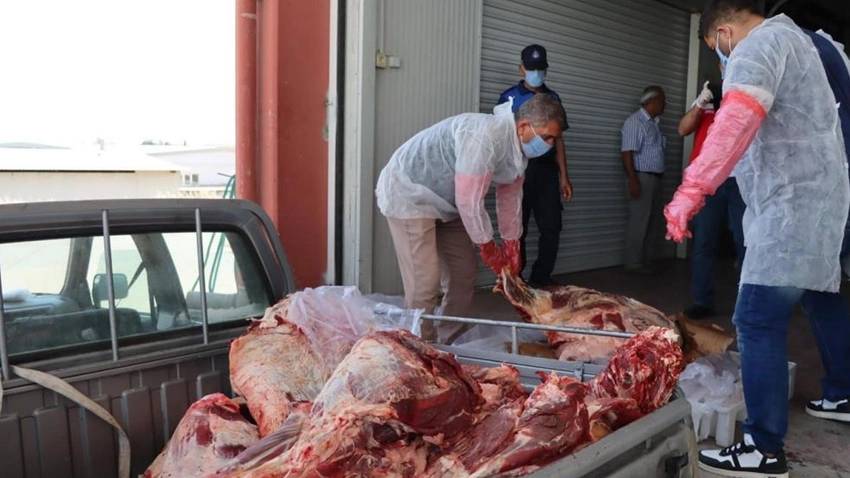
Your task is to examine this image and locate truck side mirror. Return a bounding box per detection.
[92,273,129,303]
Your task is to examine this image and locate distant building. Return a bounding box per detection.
[0,144,182,203]
[143,145,235,198]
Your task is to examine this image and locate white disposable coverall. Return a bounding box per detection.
[667,14,850,292]
[375,101,525,245]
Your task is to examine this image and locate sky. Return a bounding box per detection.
[0,0,235,148]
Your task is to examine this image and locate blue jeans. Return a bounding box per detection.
[734,284,850,453]
[691,178,746,307]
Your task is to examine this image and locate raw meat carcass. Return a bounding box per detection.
[470,373,589,477]
[229,312,329,436]
[143,394,259,478]
[218,330,483,477]
[462,363,527,411]
[499,270,676,363]
[588,326,685,413]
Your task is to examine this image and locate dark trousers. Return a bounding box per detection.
[734,284,850,453]
[690,177,746,307]
[520,157,562,283]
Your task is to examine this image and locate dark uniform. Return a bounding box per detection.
[497,81,569,284]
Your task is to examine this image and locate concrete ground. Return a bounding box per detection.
[467,258,850,478]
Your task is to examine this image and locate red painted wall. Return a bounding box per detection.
[275,0,329,287]
[237,0,330,288]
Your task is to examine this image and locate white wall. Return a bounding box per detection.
[0,171,182,203]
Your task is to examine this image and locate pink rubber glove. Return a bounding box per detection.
[664,90,766,243]
[479,241,505,274]
[501,239,522,275]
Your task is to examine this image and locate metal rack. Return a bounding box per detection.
[421,313,634,354]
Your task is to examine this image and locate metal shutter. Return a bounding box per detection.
[478,0,690,285]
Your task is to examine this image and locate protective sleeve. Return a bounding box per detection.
[664,90,767,242]
[455,135,496,244]
[495,176,524,241]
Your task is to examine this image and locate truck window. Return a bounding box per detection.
[0,238,71,295]
[3,230,270,359]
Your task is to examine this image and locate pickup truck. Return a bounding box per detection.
[0,199,694,478]
[0,199,294,477]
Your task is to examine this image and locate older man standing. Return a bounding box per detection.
[621,86,667,273]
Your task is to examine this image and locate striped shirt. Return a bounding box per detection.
[621,108,667,174]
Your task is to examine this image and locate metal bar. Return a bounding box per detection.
[418,313,634,339]
[0,267,10,380]
[195,208,210,345]
[101,210,120,361]
[510,325,518,354]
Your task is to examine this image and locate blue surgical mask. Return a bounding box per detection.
[521,125,553,158]
[715,32,730,79]
[525,70,545,88]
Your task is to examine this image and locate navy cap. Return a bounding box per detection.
[521,44,548,70]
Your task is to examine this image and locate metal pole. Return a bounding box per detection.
[510,325,518,354]
[195,209,210,345]
[416,313,635,339]
[0,267,10,380]
[101,210,120,361]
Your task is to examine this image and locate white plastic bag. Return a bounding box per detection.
[451,324,547,353]
[277,286,422,370]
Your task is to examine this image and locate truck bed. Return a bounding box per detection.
[442,345,696,478]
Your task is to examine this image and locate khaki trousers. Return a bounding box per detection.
[386,217,477,341]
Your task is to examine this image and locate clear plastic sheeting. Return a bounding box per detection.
[451,324,548,354]
[276,286,423,372]
[375,100,525,244]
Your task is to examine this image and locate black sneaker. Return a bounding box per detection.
[684,304,715,320]
[806,397,850,422]
[699,434,789,478]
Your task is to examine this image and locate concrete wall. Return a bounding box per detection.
[0,171,181,203]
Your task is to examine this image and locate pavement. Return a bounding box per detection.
[467,258,850,478]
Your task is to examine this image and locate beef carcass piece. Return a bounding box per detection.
[499,270,676,363]
[588,326,684,413]
[143,394,259,478]
[469,373,589,477]
[229,311,329,437]
[462,363,527,411]
[219,330,484,478]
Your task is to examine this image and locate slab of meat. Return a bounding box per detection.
[229,311,329,436]
[499,270,676,363]
[218,330,483,478]
[470,373,589,477]
[213,328,683,478]
[213,402,312,476]
[462,364,527,411]
[587,325,684,413]
[143,394,259,478]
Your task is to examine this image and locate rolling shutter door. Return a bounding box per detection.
[478,0,690,285]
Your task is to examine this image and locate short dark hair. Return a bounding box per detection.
[700,0,763,37]
[516,93,567,131]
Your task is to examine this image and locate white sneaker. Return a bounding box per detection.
[806,397,850,422]
[698,434,789,478]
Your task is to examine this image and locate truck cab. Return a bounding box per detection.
[0,199,294,477]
